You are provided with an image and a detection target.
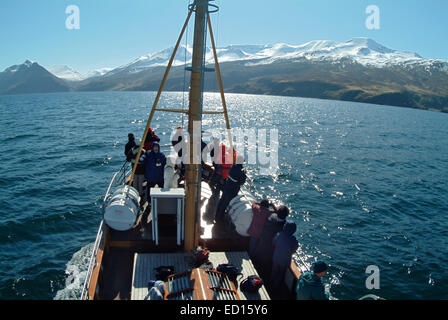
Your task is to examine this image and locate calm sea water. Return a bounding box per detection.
[0,91,447,300]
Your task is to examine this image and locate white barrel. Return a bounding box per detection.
[227,191,256,237]
[104,185,140,231]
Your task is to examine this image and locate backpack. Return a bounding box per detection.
[154,266,175,281]
[216,264,242,283]
[240,275,264,293]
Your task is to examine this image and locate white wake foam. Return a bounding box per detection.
[54,243,94,300]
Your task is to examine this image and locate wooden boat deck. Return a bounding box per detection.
[131,252,270,300]
[101,250,134,300]
[97,182,296,300]
[101,182,252,300]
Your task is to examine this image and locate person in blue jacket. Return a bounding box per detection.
[271,221,298,293]
[140,142,166,200]
[296,261,329,300]
[214,154,246,225]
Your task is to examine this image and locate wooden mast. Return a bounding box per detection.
[184,0,208,252]
[126,0,225,252]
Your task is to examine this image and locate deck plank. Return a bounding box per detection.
[131,252,270,300]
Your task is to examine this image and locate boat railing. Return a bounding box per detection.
[80,167,125,300]
[80,148,175,300]
[117,160,131,187]
[80,220,106,300]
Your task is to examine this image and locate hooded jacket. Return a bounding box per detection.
[272,221,298,267]
[144,128,160,151]
[296,271,329,300]
[130,146,146,175]
[247,203,271,239]
[125,138,136,158]
[253,213,286,263]
[140,142,166,183]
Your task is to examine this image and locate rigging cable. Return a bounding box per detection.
[216,0,220,49]
[181,0,192,128]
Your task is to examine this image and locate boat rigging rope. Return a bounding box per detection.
[200,10,209,121]
[216,0,220,48]
[182,0,192,128]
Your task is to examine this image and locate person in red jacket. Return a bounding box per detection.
[144,127,160,151]
[247,199,276,258]
[210,141,236,189]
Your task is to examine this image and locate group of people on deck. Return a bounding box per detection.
[125,128,329,300]
[124,128,248,220]
[245,200,329,299]
[125,130,169,204]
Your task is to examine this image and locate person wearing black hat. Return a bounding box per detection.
[128,142,146,203]
[296,261,329,300]
[125,133,136,159]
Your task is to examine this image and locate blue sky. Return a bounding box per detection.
[0,0,447,74]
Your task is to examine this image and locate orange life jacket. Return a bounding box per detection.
[215,144,237,179]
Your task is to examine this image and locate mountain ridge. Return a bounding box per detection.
[102,37,446,76]
[1,38,448,113]
[41,37,444,80]
[0,60,71,95]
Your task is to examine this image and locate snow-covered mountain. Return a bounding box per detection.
[47,65,114,81]
[0,60,71,95]
[106,45,194,75]
[4,60,36,73]
[105,44,275,75]
[85,67,113,79]
[42,38,446,80]
[2,48,448,113]
[246,38,425,67]
[105,37,444,76]
[47,65,86,81]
